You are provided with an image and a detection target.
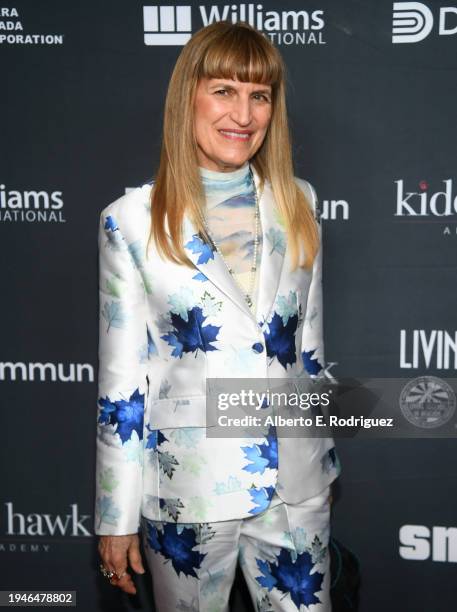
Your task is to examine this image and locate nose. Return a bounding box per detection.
[229,95,252,126]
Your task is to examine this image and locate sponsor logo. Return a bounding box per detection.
[392,2,457,43]
[143,5,192,45]
[399,375,456,428]
[0,7,64,46]
[143,4,326,46]
[0,502,91,553]
[394,179,457,235]
[395,179,457,216]
[399,524,457,562]
[318,361,339,383]
[0,185,66,223]
[400,329,457,370]
[320,198,350,220]
[0,361,94,382]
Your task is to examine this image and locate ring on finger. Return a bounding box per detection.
[99,564,115,580]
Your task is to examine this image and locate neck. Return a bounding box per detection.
[199,161,250,181]
[199,162,252,205]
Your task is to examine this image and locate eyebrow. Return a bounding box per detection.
[209,81,272,95]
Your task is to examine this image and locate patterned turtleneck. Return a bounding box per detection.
[199,162,263,313]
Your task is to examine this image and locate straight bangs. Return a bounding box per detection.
[197,27,283,89]
[149,20,318,272]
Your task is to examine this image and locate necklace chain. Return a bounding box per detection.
[202,165,261,310]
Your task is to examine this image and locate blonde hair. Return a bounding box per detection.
[148,20,319,270]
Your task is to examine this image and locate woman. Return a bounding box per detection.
[95,20,340,611]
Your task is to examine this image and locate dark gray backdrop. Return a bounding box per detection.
[1,1,456,610]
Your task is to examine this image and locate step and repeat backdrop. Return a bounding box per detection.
[1,1,456,610]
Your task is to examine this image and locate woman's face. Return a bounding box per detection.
[193,77,272,173]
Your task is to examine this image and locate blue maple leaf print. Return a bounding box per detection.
[145,425,168,450]
[185,234,215,265]
[266,227,286,256]
[102,300,126,332]
[145,520,161,552]
[242,446,269,474]
[255,559,277,591]
[145,523,206,578]
[275,291,298,326]
[242,426,278,475]
[96,495,121,528]
[104,215,119,232]
[159,497,184,522]
[127,241,144,269]
[248,486,275,515]
[256,548,323,609]
[192,271,208,282]
[98,388,144,444]
[264,312,298,370]
[161,306,221,358]
[161,332,184,358]
[302,348,323,376]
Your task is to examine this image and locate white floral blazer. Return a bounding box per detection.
[94,166,341,535]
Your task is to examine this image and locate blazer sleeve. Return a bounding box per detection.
[300,181,326,377]
[94,208,148,536]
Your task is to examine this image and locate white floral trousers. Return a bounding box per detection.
[141,485,331,612]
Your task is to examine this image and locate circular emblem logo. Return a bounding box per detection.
[399,376,456,429]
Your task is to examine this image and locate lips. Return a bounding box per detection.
[218,129,252,141]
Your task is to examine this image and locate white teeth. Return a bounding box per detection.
[219,130,250,139]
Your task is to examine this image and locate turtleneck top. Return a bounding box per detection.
[199,162,263,313]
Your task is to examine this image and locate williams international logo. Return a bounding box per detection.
[143,5,192,44]
[0,7,64,45]
[392,2,457,43]
[143,4,327,46]
[0,185,66,223]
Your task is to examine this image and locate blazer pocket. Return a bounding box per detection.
[147,395,218,430]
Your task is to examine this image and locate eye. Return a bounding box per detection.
[214,88,229,96]
[252,93,271,102]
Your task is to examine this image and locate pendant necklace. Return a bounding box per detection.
[202,165,261,310]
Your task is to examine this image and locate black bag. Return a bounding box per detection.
[329,536,361,611]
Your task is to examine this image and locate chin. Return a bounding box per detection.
[217,153,251,168]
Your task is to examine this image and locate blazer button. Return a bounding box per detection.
[252,342,264,353]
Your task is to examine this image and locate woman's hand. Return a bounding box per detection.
[98,534,145,595]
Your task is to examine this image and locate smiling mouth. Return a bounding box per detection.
[218,129,252,141]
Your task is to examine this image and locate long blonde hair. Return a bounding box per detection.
[148,20,319,270]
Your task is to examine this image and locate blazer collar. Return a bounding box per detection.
[182,164,286,330]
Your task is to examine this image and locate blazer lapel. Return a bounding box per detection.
[182,212,253,319]
[182,165,287,330]
[253,168,287,329]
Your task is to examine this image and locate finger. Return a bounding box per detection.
[110,549,129,573]
[98,542,111,566]
[99,556,115,574]
[98,541,117,570]
[128,540,146,574]
[102,558,119,576]
[112,573,136,595]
